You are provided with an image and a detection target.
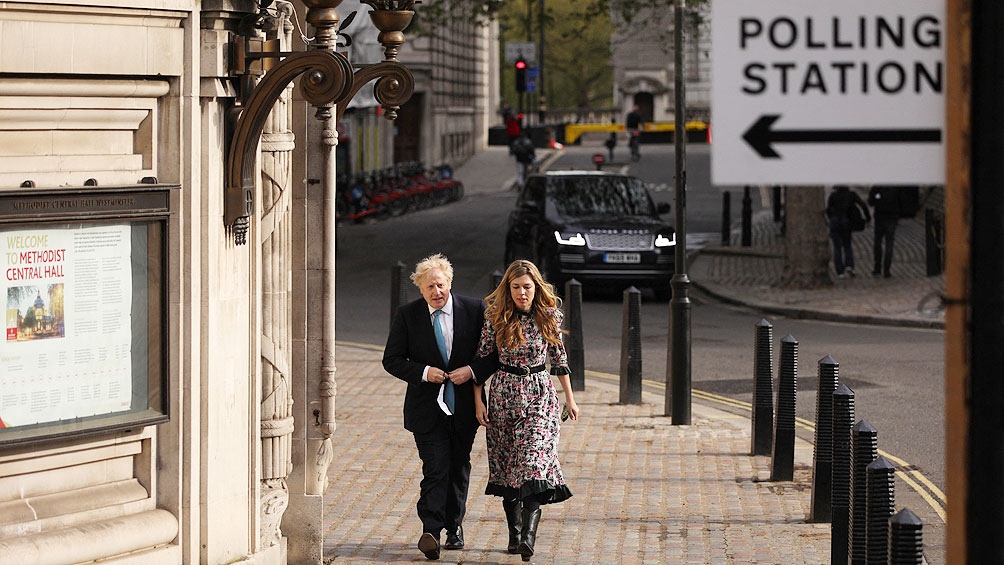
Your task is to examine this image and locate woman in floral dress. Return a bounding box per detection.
[473,259,580,562]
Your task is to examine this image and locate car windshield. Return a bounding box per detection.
[548,176,655,218]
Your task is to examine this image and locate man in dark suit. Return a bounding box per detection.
[383,253,498,560]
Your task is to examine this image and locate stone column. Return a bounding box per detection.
[258,8,296,548]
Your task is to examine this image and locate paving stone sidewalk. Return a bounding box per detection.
[323,344,830,564]
[691,207,946,329]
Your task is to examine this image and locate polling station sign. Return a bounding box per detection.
[710,0,945,185]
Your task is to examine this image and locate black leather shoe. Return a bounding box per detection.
[418,532,440,560]
[444,525,464,550]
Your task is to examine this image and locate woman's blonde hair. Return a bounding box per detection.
[485,259,563,350]
[410,253,454,287]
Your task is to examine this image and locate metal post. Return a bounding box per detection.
[773,185,783,222]
[889,508,924,564]
[925,208,944,276]
[667,0,691,424]
[810,355,840,523]
[741,185,752,247]
[770,334,798,481]
[721,191,731,246]
[390,260,408,328]
[751,319,774,456]
[865,455,896,565]
[490,268,504,292]
[850,420,879,564]
[619,287,643,404]
[565,279,585,392]
[831,384,856,565]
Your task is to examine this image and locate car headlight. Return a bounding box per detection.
[554,231,586,246]
[655,233,676,247]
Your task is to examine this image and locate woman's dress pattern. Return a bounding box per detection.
[476,306,572,504]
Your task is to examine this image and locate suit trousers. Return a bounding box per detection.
[413,415,478,535]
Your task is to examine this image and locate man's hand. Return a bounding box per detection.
[446,365,474,385]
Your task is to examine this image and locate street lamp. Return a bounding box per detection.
[666,0,691,424]
[224,0,418,245]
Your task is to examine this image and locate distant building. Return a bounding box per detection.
[610,2,711,125]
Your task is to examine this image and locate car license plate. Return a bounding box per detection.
[604,253,641,264]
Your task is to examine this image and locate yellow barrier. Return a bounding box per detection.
[563,121,709,145]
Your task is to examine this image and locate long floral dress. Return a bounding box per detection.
[476,306,573,504]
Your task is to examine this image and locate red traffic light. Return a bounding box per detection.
[515,59,527,70]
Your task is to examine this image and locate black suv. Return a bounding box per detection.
[504,170,675,299]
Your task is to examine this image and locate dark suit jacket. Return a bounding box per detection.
[383,294,498,435]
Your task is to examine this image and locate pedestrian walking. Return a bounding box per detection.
[625,104,643,161]
[868,185,904,278]
[472,259,579,562]
[825,185,871,278]
[510,134,536,188]
[604,131,617,161]
[382,253,499,560]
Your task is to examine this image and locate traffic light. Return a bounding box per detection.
[515,57,527,93]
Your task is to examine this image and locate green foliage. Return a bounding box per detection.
[496,0,617,111]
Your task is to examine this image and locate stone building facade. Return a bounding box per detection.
[0,1,494,564]
[610,2,711,124]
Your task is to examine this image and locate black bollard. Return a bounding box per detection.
[490,268,504,292]
[772,185,783,222]
[619,286,642,404]
[565,279,585,392]
[810,355,839,522]
[849,420,878,565]
[770,334,798,481]
[865,455,896,565]
[721,191,732,246]
[390,260,408,329]
[888,508,924,564]
[751,319,774,456]
[741,185,752,247]
[831,384,856,565]
[925,208,944,277]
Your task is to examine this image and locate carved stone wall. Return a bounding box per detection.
[258,12,295,549]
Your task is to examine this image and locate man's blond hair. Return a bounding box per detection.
[410,253,454,287]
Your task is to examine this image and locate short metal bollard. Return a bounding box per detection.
[619,286,642,404]
[810,355,840,522]
[490,268,504,292]
[721,191,731,246]
[751,319,774,456]
[741,185,752,247]
[390,260,408,329]
[865,455,896,565]
[925,208,944,277]
[849,420,879,565]
[831,384,856,565]
[771,334,798,481]
[565,279,585,392]
[888,508,924,564]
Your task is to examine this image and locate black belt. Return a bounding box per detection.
[500,364,545,375]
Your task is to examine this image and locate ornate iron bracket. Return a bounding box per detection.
[224,2,416,245]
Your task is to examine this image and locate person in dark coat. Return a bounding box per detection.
[510,134,536,188]
[825,185,871,278]
[383,253,499,560]
[868,185,904,278]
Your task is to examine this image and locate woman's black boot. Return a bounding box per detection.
[502,498,522,554]
[518,499,542,562]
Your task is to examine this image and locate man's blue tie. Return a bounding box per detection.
[433,309,455,414]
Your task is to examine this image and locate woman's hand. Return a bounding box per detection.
[475,401,490,427]
[564,396,580,421]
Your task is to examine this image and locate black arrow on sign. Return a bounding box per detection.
[742,114,942,158]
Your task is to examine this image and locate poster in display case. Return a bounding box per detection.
[0,185,174,446]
